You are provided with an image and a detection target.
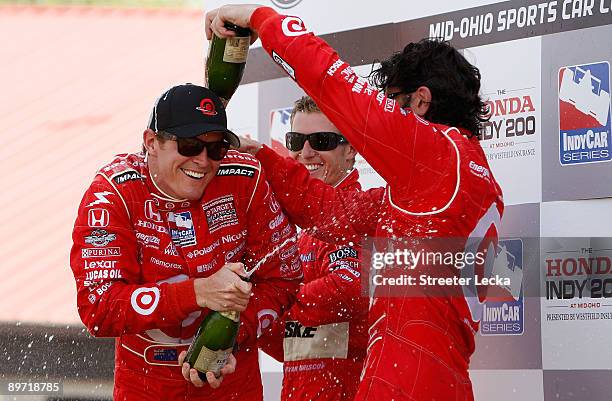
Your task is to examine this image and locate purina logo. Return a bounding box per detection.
[481,239,524,336]
[558,61,611,166]
[270,0,302,9]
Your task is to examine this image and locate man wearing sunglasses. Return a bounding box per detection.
[258,96,368,401]
[70,84,302,401]
[206,5,505,401]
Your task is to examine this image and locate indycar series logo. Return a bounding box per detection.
[558,61,611,165]
[168,211,196,247]
[480,239,524,336]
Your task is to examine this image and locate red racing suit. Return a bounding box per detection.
[258,169,368,401]
[251,8,505,401]
[70,151,301,401]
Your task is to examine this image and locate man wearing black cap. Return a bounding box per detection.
[70,84,302,400]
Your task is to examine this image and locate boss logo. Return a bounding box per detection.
[328,247,358,263]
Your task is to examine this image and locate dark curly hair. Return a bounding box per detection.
[369,39,488,138]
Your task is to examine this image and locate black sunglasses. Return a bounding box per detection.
[159,132,230,161]
[285,131,347,152]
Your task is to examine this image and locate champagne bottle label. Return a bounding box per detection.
[223,36,250,63]
[219,310,240,322]
[193,346,232,376]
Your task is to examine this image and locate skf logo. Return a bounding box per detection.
[284,321,316,338]
[558,61,611,165]
[281,16,309,37]
[196,98,217,116]
[88,208,109,227]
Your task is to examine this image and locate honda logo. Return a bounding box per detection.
[88,209,109,228]
[145,200,163,223]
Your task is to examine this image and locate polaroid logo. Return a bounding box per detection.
[558,61,612,165]
[188,239,221,259]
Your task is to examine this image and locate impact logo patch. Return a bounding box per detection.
[558,61,611,165]
[217,165,256,178]
[168,211,196,247]
[203,195,239,234]
[481,239,524,336]
[112,170,142,185]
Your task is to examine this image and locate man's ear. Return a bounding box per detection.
[345,144,358,160]
[412,86,432,117]
[143,129,157,156]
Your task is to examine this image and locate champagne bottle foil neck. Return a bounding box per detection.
[219,310,240,322]
[223,23,251,37]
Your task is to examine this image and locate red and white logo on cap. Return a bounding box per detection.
[281,16,309,37]
[131,287,161,315]
[196,98,217,116]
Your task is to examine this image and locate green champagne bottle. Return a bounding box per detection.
[185,310,240,379]
[205,23,251,103]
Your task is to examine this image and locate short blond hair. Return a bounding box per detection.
[290,96,320,125]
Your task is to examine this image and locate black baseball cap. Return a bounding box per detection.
[147,84,240,147]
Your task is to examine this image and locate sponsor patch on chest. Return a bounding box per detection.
[202,195,239,234]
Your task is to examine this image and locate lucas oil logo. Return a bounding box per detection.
[558,61,611,165]
[480,239,524,336]
[168,211,196,247]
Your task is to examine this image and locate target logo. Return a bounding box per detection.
[281,16,309,37]
[256,309,279,338]
[131,287,161,315]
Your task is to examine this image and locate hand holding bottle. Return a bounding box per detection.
[205,5,261,43]
[194,262,252,312]
[178,350,237,388]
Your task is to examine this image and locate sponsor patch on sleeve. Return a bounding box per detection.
[217,165,256,178]
[112,169,142,184]
[328,247,358,264]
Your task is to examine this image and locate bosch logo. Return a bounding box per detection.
[281,16,309,37]
[197,98,217,116]
[131,287,161,316]
[271,0,302,8]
